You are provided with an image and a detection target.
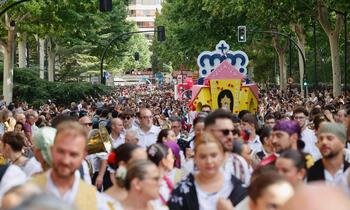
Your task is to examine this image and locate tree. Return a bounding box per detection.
[116,31,152,73]
[0,14,16,103]
[316,0,350,96]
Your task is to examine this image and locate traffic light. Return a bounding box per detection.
[303,76,308,86]
[157,26,166,42]
[238,26,246,43]
[100,0,112,12]
[134,52,140,61]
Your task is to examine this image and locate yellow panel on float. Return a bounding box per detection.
[239,86,250,111]
[192,87,211,112]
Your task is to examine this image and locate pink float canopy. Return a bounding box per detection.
[204,60,244,84]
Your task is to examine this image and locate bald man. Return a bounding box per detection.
[280,183,350,210]
[110,118,125,149]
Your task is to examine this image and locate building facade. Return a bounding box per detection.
[127,0,163,40]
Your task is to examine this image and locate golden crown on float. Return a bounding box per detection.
[189,40,259,113]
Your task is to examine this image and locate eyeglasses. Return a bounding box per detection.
[294,116,305,120]
[213,129,236,136]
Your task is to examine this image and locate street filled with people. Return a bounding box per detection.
[0,84,350,210]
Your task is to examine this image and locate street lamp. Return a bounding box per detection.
[0,0,31,16]
[100,26,165,84]
[248,29,307,97]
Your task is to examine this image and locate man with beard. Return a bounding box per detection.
[258,120,302,167]
[307,122,350,184]
[31,121,107,210]
[271,120,301,154]
[205,109,251,185]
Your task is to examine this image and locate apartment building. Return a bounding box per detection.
[127,0,163,40]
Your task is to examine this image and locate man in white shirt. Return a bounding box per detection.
[136,108,160,148]
[293,107,321,160]
[110,118,125,149]
[307,122,349,186]
[241,113,263,153]
[31,121,108,210]
[204,109,251,185]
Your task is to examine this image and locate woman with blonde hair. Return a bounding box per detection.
[0,109,14,135]
[168,132,247,210]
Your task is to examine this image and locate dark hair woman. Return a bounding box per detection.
[103,143,147,203]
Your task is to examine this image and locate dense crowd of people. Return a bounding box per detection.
[0,84,350,210]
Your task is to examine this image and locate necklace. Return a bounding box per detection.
[12,154,22,164]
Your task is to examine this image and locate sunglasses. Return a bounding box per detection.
[213,129,236,136]
[121,116,132,120]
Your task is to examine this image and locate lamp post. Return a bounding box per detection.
[289,33,292,93]
[0,0,31,16]
[344,13,348,94]
[248,29,307,97]
[313,19,317,88]
[100,26,165,84]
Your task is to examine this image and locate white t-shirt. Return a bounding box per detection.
[324,165,345,187]
[136,125,161,148]
[247,135,263,153]
[86,152,108,174]
[195,173,233,210]
[110,133,125,149]
[22,157,43,177]
[301,128,322,161]
[0,165,27,206]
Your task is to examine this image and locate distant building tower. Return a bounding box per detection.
[127,0,163,40]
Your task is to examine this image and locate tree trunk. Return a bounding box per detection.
[291,23,306,95]
[329,35,342,96]
[272,34,289,91]
[317,0,343,97]
[277,52,287,90]
[38,37,45,79]
[17,32,27,68]
[2,26,16,103]
[47,38,55,82]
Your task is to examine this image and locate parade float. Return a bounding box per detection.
[189,40,259,113]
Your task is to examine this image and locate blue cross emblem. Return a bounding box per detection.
[218,43,227,54]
